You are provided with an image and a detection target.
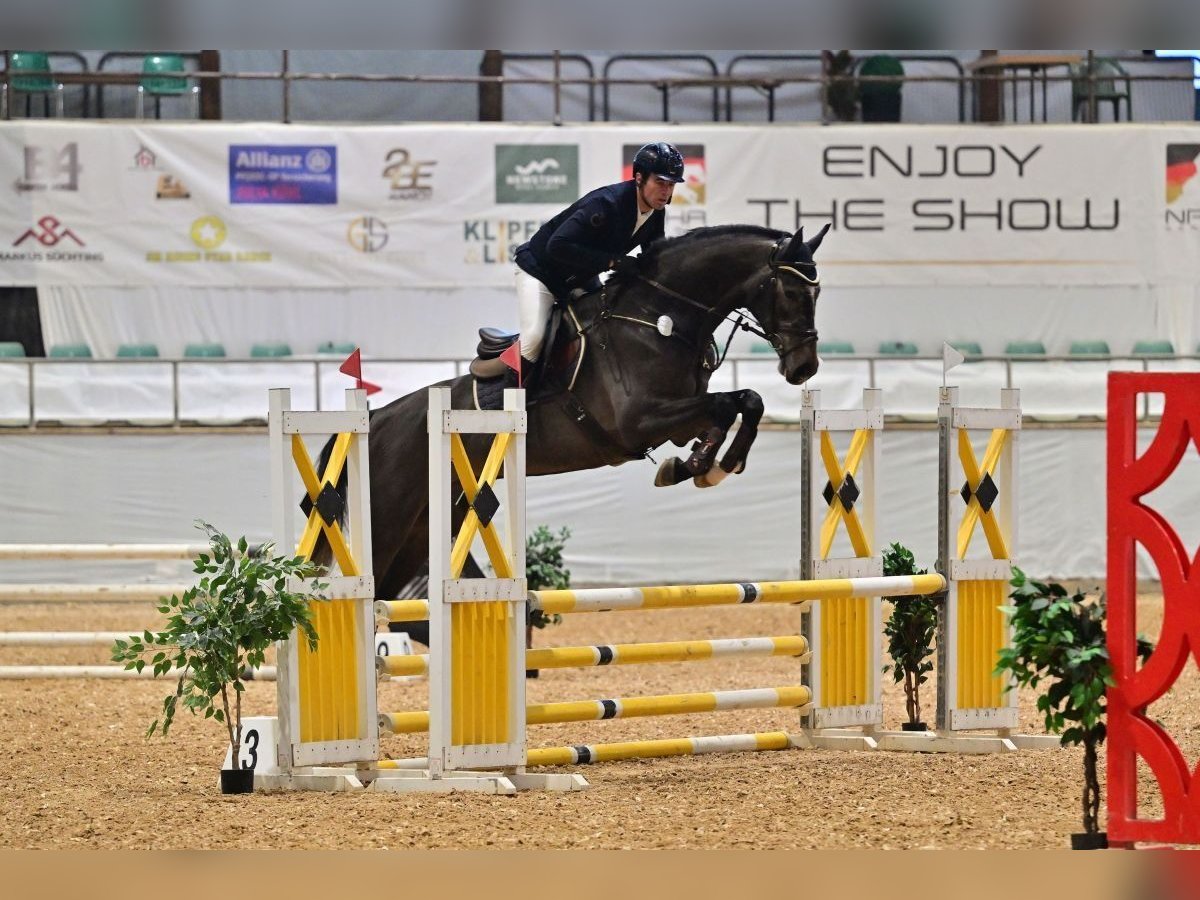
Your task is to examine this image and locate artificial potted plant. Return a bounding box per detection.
[525,525,570,678]
[881,542,938,731]
[112,520,325,794]
[995,568,1153,849]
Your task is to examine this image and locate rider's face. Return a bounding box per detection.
[637,173,675,211]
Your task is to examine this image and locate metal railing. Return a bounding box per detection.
[2,51,1196,124]
[0,352,1189,428]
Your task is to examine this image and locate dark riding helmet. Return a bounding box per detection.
[632,142,685,183]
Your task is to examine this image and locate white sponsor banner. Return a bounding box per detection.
[0,121,1192,289]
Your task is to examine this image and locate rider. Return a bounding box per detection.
[512,141,685,376]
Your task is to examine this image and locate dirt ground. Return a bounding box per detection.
[1,591,1193,850]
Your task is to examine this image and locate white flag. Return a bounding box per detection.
[942,341,966,384]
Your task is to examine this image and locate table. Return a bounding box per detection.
[967,54,1082,122]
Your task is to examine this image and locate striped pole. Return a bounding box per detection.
[378,731,796,769]
[0,584,187,603]
[0,544,211,560]
[380,685,812,734]
[530,574,946,614]
[375,574,945,624]
[0,665,276,680]
[0,631,144,646]
[378,635,809,678]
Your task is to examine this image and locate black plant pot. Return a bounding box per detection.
[1070,832,1108,850]
[220,768,255,795]
[901,721,928,732]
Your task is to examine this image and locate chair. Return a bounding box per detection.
[1132,340,1174,356]
[2,51,65,118]
[184,342,227,358]
[48,342,92,358]
[136,54,199,119]
[250,342,292,358]
[878,341,918,355]
[817,340,855,354]
[858,54,904,123]
[1004,340,1046,356]
[0,341,26,357]
[949,341,983,356]
[116,343,160,358]
[1070,58,1131,122]
[317,341,358,355]
[1068,340,1110,356]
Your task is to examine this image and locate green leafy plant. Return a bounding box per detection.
[881,542,938,726]
[111,520,327,771]
[996,568,1153,838]
[526,525,570,630]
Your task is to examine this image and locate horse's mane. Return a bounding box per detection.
[638,224,786,267]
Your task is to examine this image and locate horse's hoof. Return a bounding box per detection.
[654,458,678,487]
[693,467,729,488]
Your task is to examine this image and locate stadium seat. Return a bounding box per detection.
[183,342,227,358]
[1004,340,1046,356]
[317,341,358,355]
[878,341,918,355]
[817,340,855,354]
[48,343,92,358]
[1070,58,1131,122]
[1068,340,1111,356]
[1132,340,1175,355]
[949,341,983,356]
[749,341,774,353]
[136,54,199,119]
[2,51,64,118]
[0,342,26,357]
[250,342,292,358]
[116,343,160,357]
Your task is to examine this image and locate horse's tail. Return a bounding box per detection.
[307,432,348,571]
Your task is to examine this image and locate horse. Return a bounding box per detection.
[315,222,827,644]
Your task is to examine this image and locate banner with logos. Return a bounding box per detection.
[0,121,1195,288]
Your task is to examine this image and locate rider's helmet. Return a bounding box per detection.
[632,142,685,183]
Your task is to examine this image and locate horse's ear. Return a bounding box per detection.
[783,227,807,259]
[805,223,832,256]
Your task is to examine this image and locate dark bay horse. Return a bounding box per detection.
[317,223,827,640]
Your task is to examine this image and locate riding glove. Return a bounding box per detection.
[610,256,640,277]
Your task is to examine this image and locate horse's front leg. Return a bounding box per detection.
[703,388,766,486]
[652,393,744,489]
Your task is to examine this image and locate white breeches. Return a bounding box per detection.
[515,268,556,361]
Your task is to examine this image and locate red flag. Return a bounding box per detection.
[338,348,362,381]
[498,341,523,389]
[338,348,382,395]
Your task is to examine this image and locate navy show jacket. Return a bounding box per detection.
[515,179,666,297]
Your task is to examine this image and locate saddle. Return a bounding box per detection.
[469,307,584,411]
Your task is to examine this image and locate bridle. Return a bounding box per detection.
[634,236,820,359]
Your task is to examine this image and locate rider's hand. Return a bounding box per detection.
[610,256,639,277]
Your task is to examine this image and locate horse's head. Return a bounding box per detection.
[757,224,828,385]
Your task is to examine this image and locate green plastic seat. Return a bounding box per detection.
[817,340,854,354]
[183,342,227,358]
[1070,58,1131,121]
[10,51,56,93]
[949,341,982,356]
[749,341,774,353]
[317,341,358,355]
[1069,340,1110,356]
[1004,340,1046,356]
[116,343,159,358]
[48,342,92,358]
[141,54,189,95]
[137,54,198,119]
[878,341,918,356]
[0,341,26,357]
[858,54,904,123]
[1133,340,1174,356]
[5,51,63,118]
[250,342,292,358]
